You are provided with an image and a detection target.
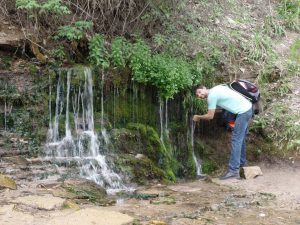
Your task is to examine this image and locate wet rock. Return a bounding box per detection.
[53,178,111,205]
[45,207,134,225]
[130,192,159,200]
[168,185,202,193]
[240,166,263,179]
[0,174,17,190]
[150,196,176,205]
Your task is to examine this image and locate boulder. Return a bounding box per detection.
[240,166,263,179]
[0,174,17,190]
[52,178,111,205]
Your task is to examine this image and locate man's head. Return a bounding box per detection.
[195,86,209,99]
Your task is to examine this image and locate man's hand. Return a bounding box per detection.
[193,115,201,122]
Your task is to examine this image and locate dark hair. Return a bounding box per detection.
[194,85,206,94]
[196,85,206,89]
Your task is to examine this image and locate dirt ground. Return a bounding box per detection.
[0,161,300,225]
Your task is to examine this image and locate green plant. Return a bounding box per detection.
[278,0,300,31]
[129,39,204,99]
[16,0,70,14]
[88,34,109,69]
[242,32,276,64]
[50,45,66,63]
[290,38,300,63]
[262,16,286,37]
[55,21,93,41]
[16,0,71,32]
[110,37,131,68]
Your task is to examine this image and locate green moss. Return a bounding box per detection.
[0,55,12,70]
[28,64,39,74]
[201,160,218,174]
[104,88,158,128]
[127,123,162,161]
[129,157,166,185]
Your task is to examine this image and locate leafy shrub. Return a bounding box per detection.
[88,34,110,69]
[16,0,70,16]
[55,21,93,41]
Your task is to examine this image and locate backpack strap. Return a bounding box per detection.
[227,82,256,103]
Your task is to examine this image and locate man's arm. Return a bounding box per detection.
[193,109,216,121]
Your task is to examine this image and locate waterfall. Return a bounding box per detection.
[191,120,202,176]
[4,83,7,131]
[47,74,53,142]
[44,67,128,194]
[159,100,163,142]
[53,72,62,143]
[65,70,72,139]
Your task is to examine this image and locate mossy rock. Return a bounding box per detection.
[129,157,166,185]
[0,174,17,190]
[126,123,164,162]
[59,178,112,205]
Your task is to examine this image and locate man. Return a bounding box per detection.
[193,85,253,180]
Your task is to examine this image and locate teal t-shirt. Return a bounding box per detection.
[208,85,252,114]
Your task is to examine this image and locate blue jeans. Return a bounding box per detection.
[229,108,252,172]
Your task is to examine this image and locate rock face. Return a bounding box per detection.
[0,174,17,190]
[240,166,263,179]
[0,18,24,50]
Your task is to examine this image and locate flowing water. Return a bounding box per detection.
[191,121,202,176]
[44,68,128,194]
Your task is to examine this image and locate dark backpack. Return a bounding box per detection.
[227,79,261,114]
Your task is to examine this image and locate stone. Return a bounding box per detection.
[150,196,176,205]
[135,153,146,159]
[54,178,110,205]
[149,221,167,225]
[0,174,17,190]
[45,207,134,225]
[13,195,66,210]
[62,200,80,210]
[240,166,263,179]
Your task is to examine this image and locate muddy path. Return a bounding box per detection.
[0,160,300,225]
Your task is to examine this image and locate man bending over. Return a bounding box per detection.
[193,85,252,180]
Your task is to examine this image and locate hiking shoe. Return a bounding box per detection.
[219,170,240,180]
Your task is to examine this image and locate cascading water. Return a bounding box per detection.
[45,67,128,194]
[191,120,202,176]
